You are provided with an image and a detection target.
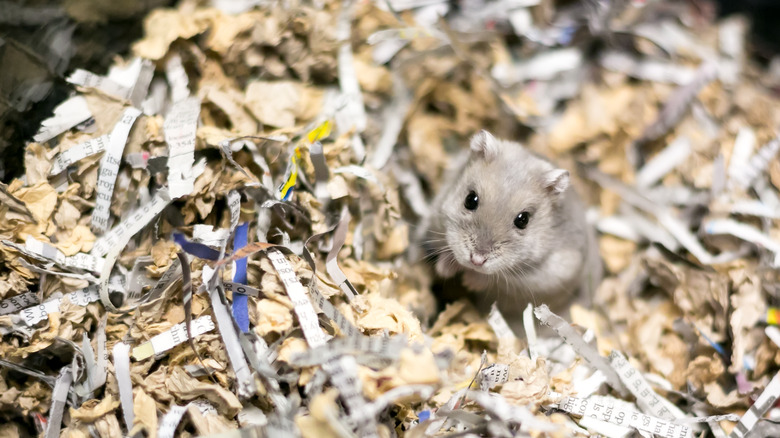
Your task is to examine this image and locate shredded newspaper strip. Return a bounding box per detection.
[164,96,201,199]
[132,315,216,360]
[19,285,100,326]
[91,107,142,234]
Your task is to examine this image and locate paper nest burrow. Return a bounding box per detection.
[2,0,780,437]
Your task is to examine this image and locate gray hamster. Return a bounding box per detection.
[425,131,600,320]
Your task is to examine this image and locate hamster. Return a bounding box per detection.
[425,131,600,320]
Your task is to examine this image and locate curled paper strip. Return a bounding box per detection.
[158,401,217,438]
[173,233,221,260]
[300,227,362,337]
[97,190,172,312]
[158,404,189,438]
[91,107,142,234]
[322,355,380,438]
[479,363,509,391]
[704,218,780,267]
[309,142,331,201]
[277,147,301,201]
[142,258,182,305]
[87,316,108,392]
[325,210,359,302]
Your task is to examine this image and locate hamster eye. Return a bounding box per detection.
[514,211,530,229]
[464,191,479,211]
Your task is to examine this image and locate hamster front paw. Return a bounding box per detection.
[435,253,461,278]
[462,270,490,292]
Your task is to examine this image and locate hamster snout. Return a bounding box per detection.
[469,252,487,267]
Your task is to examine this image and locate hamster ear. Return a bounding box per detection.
[544,169,569,195]
[470,130,499,161]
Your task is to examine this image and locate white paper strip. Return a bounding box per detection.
[535,305,628,396]
[132,315,215,360]
[34,96,93,143]
[166,54,190,104]
[25,237,105,273]
[608,351,686,421]
[523,303,539,361]
[730,139,780,190]
[50,134,110,175]
[636,137,691,188]
[164,97,200,199]
[192,225,230,248]
[113,342,134,432]
[467,391,559,432]
[67,69,132,100]
[727,127,756,189]
[559,395,691,438]
[479,363,509,391]
[91,107,142,234]
[19,285,100,326]
[44,367,73,438]
[158,405,189,438]
[487,303,516,340]
[0,292,38,316]
[204,268,255,399]
[335,0,367,161]
[703,218,780,266]
[729,372,780,438]
[267,249,328,347]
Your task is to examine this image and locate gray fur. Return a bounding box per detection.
[426,132,599,320]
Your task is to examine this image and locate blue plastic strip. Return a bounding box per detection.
[231,223,250,333]
[173,233,220,261]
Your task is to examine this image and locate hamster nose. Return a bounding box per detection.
[470,253,487,267]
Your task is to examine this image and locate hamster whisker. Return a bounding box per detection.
[417,247,452,264]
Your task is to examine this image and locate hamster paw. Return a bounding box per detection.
[435,253,461,278]
[462,270,489,292]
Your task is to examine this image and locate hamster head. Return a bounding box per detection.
[438,130,571,277]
